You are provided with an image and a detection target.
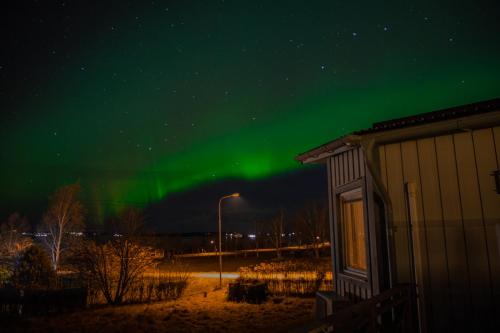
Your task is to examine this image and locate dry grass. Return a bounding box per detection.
[86,270,190,305]
[239,259,333,296]
[5,277,314,333]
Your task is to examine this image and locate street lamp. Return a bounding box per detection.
[218,192,240,289]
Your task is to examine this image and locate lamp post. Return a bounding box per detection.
[218,192,240,289]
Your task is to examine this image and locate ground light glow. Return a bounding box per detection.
[1,1,500,222]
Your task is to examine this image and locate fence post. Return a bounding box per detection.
[18,289,24,316]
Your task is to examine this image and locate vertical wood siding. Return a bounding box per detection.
[435,135,471,331]
[417,138,450,332]
[332,148,365,188]
[329,147,370,301]
[472,129,500,318]
[383,143,411,284]
[379,126,500,331]
[400,140,432,333]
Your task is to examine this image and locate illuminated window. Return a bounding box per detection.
[340,189,367,272]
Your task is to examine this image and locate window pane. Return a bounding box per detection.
[342,199,367,271]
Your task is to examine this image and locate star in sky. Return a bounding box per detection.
[1,0,499,224]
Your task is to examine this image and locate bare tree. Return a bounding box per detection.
[77,208,158,305]
[110,208,145,236]
[39,183,84,271]
[0,213,32,280]
[78,239,157,304]
[296,202,329,258]
[270,208,285,258]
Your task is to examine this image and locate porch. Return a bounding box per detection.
[294,284,417,333]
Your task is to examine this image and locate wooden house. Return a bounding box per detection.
[296,98,500,332]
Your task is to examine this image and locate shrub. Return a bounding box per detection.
[12,245,56,289]
[0,264,11,285]
[228,280,267,304]
[0,212,33,285]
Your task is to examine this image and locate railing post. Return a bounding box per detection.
[370,299,378,333]
[408,283,417,333]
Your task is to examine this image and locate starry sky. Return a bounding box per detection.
[1,1,500,231]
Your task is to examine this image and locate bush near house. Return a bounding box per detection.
[0,246,87,317]
[228,280,267,304]
[12,245,56,289]
[0,287,87,317]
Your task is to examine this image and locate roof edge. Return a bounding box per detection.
[354,97,500,135]
[296,97,500,164]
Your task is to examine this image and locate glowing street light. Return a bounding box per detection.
[217,192,240,289]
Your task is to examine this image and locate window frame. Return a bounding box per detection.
[337,185,369,280]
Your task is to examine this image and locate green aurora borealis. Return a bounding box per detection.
[1,1,500,223]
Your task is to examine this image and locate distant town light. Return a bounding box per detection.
[248,234,256,239]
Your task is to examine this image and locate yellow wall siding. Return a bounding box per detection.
[383,143,411,284]
[472,128,500,319]
[416,138,450,332]
[434,134,471,330]
[379,126,500,331]
[400,140,431,332]
[454,131,491,327]
[492,128,500,311]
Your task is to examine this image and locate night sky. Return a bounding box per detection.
[1,1,499,231]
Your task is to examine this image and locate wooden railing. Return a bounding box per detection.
[295,284,416,333]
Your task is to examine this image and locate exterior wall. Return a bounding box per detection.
[378,126,500,332]
[330,146,365,187]
[327,146,374,301]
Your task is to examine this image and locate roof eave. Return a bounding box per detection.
[359,110,500,146]
[295,135,360,164]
